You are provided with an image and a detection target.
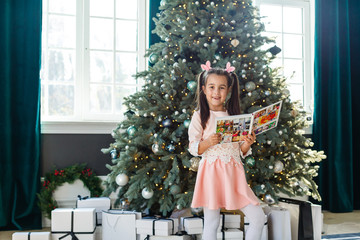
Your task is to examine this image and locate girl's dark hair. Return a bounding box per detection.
[195,68,241,129]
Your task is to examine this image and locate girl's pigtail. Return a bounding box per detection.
[195,71,210,129]
[226,72,241,115]
[195,71,205,106]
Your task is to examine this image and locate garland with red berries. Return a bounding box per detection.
[37,164,103,219]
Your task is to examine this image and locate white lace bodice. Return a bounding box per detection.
[201,142,251,164]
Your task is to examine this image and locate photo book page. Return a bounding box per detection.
[215,100,283,143]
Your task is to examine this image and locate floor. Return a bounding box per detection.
[1,210,359,239]
[321,210,360,235]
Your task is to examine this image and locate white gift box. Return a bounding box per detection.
[51,208,96,240]
[217,229,243,240]
[180,216,203,234]
[12,232,50,240]
[76,197,111,225]
[139,234,192,240]
[278,199,323,240]
[311,204,323,240]
[217,214,241,231]
[263,206,291,240]
[244,215,268,240]
[136,218,179,236]
[102,210,142,240]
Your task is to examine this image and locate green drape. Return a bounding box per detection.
[149,0,161,46]
[313,0,360,212]
[0,0,42,230]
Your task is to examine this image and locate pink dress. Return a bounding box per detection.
[188,110,260,210]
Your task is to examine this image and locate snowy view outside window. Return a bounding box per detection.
[40,0,145,122]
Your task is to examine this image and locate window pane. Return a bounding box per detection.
[260,4,282,32]
[288,84,304,104]
[49,0,75,15]
[90,18,114,50]
[260,32,282,52]
[116,0,137,19]
[90,0,114,17]
[41,0,144,124]
[49,85,74,116]
[48,15,76,48]
[90,85,112,113]
[90,51,113,83]
[284,59,303,84]
[116,53,137,84]
[48,50,75,82]
[115,86,137,113]
[283,7,303,34]
[283,34,303,58]
[116,20,137,51]
[269,58,283,75]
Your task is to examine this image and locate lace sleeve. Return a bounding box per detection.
[239,142,252,159]
[189,140,201,157]
[188,111,203,157]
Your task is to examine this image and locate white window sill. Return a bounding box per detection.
[41,121,119,134]
[41,121,313,135]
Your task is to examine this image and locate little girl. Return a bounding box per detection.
[188,61,266,240]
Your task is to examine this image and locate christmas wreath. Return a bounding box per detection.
[37,164,103,219]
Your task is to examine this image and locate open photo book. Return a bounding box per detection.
[215,100,283,144]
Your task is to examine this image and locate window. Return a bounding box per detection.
[254,0,313,116]
[40,0,147,133]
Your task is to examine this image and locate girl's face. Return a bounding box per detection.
[202,74,230,111]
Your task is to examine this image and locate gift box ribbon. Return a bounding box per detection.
[77,195,89,201]
[51,209,96,240]
[179,215,204,240]
[220,214,241,240]
[243,221,268,226]
[77,195,110,226]
[143,216,176,239]
[279,197,314,240]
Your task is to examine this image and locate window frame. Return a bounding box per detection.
[41,0,149,134]
[254,0,314,133]
[42,0,314,134]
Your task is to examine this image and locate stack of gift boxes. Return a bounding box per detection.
[137,217,184,239]
[12,196,323,240]
[51,208,97,240]
[12,196,112,240]
[216,213,243,240]
[135,215,204,239]
[11,196,199,240]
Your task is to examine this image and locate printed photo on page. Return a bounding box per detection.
[252,100,282,135]
[214,100,283,144]
[215,114,253,143]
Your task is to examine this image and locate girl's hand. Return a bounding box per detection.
[240,131,256,155]
[244,131,256,146]
[206,133,222,147]
[198,133,222,155]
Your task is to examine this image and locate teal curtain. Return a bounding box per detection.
[149,0,161,46]
[0,0,42,230]
[313,0,360,212]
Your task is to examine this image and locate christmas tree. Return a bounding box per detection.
[102,0,326,216]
